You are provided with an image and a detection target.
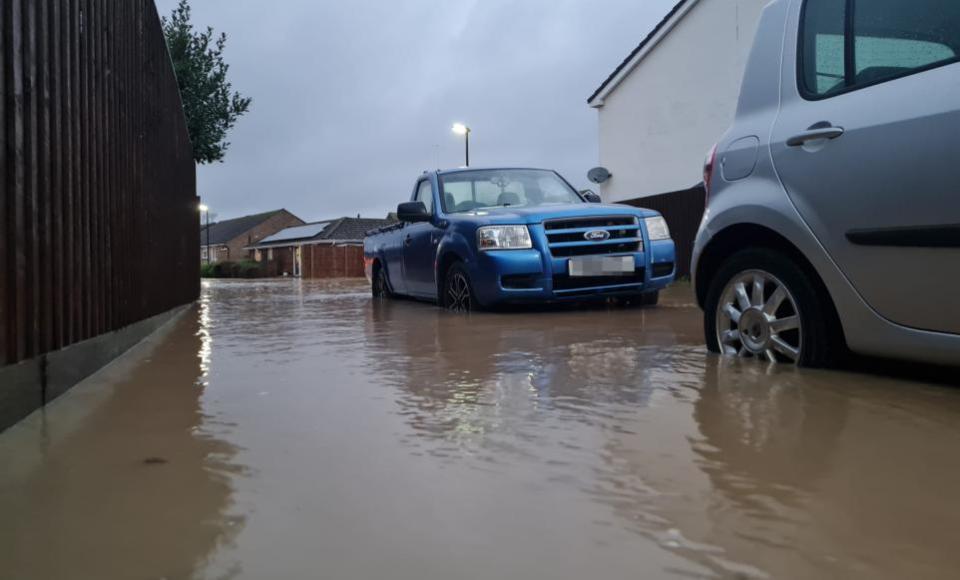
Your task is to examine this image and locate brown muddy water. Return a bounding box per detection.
[2,279,959,580]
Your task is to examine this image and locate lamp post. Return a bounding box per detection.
[452,123,470,167]
[199,203,211,264]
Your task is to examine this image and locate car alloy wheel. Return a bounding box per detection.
[716,269,802,363]
[446,271,472,312]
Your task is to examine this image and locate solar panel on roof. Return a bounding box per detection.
[258,221,332,244]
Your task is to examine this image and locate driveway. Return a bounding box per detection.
[2,278,959,579]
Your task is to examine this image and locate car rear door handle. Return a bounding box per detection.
[787,125,845,147]
[404,235,412,246]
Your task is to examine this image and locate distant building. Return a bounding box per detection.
[588,0,767,203]
[200,209,304,263]
[249,217,396,278]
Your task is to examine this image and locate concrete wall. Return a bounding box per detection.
[0,304,190,432]
[595,0,767,202]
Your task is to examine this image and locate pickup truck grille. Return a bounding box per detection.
[543,216,641,258]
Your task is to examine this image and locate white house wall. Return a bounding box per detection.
[596,0,768,202]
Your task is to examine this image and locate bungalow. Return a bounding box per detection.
[587,0,768,275]
[200,209,304,263]
[249,216,396,278]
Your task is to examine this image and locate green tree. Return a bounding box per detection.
[162,0,251,164]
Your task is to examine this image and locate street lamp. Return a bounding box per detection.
[452,123,470,167]
[199,203,211,264]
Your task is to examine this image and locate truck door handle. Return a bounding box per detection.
[787,125,844,147]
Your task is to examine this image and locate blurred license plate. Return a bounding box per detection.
[568,256,634,277]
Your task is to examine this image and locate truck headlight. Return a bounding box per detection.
[477,225,532,250]
[644,216,670,241]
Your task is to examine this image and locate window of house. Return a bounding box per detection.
[268,248,274,260]
[255,249,262,262]
[802,0,960,98]
[415,180,434,214]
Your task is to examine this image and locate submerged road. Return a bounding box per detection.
[2,279,959,579]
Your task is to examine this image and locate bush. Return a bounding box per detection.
[201,260,264,278]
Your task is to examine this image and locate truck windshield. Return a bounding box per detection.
[439,169,583,214]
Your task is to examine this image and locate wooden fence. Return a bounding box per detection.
[621,185,706,278]
[1,0,198,368]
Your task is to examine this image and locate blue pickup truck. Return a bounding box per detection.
[364,168,676,310]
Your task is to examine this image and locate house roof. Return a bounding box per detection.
[201,209,288,246]
[250,217,398,248]
[587,0,699,107]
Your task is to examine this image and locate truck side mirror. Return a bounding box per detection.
[581,190,602,203]
[397,201,432,223]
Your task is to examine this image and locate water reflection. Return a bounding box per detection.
[361,290,960,579]
[362,296,700,457]
[0,308,244,580]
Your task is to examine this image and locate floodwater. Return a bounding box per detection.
[2,279,959,580]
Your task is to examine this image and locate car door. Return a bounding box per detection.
[402,179,442,298]
[770,0,960,335]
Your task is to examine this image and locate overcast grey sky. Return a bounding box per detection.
[155,0,676,222]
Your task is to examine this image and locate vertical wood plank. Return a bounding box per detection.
[37,0,53,355]
[66,0,78,345]
[24,0,40,358]
[11,0,27,361]
[49,0,62,349]
[90,0,100,337]
[0,0,8,365]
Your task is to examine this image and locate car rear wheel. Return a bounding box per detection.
[372,267,391,299]
[443,262,477,312]
[704,248,841,367]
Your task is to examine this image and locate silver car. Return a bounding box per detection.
[693,0,960,367]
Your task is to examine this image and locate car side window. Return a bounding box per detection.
[801,0,960,98]
[800,0,846,97]
[852,2,957,87]
[416,180,434,214]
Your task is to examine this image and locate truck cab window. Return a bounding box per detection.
[416,180,434,214]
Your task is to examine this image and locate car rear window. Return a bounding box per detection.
[800,0,960,98]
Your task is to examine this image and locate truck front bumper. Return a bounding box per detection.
[470,240,676,306]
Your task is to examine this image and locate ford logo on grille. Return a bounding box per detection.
[584,230,610,242]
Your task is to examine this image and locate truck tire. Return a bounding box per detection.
[372,266,391,299]
[442,262,478,312]
[704,247,843,367]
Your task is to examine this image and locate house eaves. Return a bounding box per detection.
[587,0,701,108]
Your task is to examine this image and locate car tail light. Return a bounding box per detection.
[703,143,718,201]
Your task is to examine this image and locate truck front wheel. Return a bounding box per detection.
[442,262,478,312]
